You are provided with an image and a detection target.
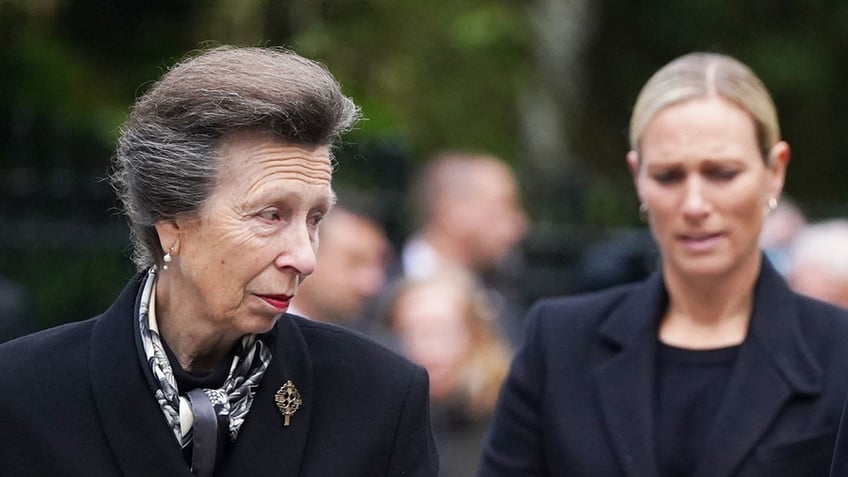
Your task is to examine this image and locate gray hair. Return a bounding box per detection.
[111,46,360,270]
[629,52,779,162]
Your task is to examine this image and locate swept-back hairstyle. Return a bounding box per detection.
[111,46,360,270]
[629,52,779,161]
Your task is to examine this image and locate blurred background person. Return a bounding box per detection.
[759,195,807,276]
[399,151,529,344]
[574,227,659,293]
[479,52,848,477]
[385,269,512,477]
[289,203,391,329]
[786,219,848,309]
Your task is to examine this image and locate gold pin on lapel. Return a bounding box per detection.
[274,380,302,427]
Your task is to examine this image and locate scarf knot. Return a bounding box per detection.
[136,268,273,475]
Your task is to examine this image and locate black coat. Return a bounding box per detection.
[831,402,848,475]
[479,259,848,476]
[0,275,438,476]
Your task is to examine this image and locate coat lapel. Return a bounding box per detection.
[594,272,666,477]
[89,276,194,477]
[218,313,313,477]
[692,260,821,477]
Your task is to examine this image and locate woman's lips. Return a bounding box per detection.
[678,232,723,252]
[257,294,291,310]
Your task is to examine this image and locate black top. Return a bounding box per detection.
[655,341,739,477]
[162,338,237,466]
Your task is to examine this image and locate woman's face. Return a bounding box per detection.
[628,97,788,281]
[158,131,333,339]
[393,282,471,400]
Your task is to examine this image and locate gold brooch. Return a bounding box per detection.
[274,380,302,427]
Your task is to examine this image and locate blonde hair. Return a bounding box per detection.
[629,52,779,161]
[386,269,512,419]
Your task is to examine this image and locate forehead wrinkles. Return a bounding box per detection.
[237,157,332,202]
[254,154,333,183]
[219,141,333,189]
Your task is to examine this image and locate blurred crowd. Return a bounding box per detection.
[2,148,847,475]
[760,197,848,308]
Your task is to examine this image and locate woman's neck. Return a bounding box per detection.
[153,274,240,372]
[158,322,236,372]
[659,256,761,349]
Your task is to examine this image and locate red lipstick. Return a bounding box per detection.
[258,294,291,311]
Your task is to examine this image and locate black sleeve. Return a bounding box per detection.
[387,365,439,476]
[831,394,848,477]
[478,303,548,476]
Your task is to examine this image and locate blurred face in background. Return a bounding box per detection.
[628,97,787,282]
[444,160,527,272]
[392,279,471,401]
[293,208,389,324]
[789,264,848,308]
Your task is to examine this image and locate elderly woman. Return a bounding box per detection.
[479,52,848,477]
[0,46,437,476]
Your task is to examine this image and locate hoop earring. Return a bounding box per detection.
[638,203,649,223]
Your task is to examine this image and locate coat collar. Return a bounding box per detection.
[593,257,821,477]
[594,269,665,477]
[693,258,820,477]
[218,311,314,476]
[89,274,314,477]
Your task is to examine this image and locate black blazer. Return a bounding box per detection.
[0,275,438,476]
[479,259,848,477]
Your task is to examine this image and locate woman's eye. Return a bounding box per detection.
[707,168,739,181]
[308,213,325,228]
[259,209,281,221]
[652,170,683,184]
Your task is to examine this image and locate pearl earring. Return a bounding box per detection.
[638,203,649,223]
[162,250,173,271]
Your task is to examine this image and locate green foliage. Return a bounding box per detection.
[0,244,135,331]
[290,1,532,161]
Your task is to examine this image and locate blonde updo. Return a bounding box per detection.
[629,52,779,161]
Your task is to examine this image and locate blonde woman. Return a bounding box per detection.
[479,52,848,477]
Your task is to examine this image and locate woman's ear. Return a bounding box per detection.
[154,220,181,254]
[626,150,640,177]
[626,150,646,206]
[767,141,790,198]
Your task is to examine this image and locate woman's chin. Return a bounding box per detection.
[234,313,282,337]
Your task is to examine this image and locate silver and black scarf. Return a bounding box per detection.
[136,268,272,475]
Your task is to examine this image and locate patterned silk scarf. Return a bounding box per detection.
[136,268,272,472]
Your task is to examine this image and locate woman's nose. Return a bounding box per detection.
[681,178,710,217]
[274,223,318,276]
